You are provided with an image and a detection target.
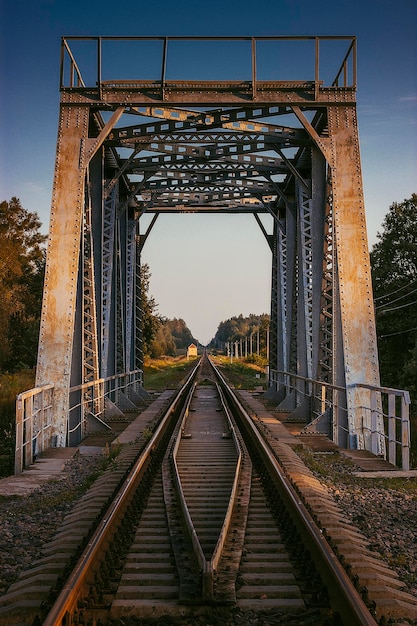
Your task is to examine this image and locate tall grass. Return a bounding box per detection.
[0,370,35,476]
[143,356,198,391]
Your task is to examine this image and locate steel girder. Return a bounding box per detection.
[36,105,91,446]
[36,36,383,451]
[327,106,383,452]
[100,183,117,379]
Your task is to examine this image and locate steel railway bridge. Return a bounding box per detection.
[15,36,411,472]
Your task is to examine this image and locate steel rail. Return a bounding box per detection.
[211,381,242,572]
[41,352,377,623]
[170,372,243,600]
[42,358,202,626]
[210,357,377,626]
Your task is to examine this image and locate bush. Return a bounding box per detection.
[0,370,35,476]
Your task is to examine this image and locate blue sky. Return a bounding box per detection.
[1,0,416,344]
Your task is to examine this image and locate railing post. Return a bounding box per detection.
[352,37,357,88]
[402,393,410,471]
[38,391,44,454]
[251,37,257,100]
[321,384,326,414]
[97,36,102,98]
[315,37,320,99]
[387,393,396,467]
[332,387,339,446]
[15,395,24,474]
[27,395,34,467]
[370,389,379,456]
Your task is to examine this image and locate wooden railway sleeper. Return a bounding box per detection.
[240,435,327,607]
[213,363,379,625]
[164,366,248,606]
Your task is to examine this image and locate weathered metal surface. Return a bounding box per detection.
[327,105,383,452]
[36,106,126,445]
[61,83,356,107]
[35,35,385,453]
[36,105,90,446]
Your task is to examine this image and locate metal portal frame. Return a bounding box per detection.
[35,36,384,452]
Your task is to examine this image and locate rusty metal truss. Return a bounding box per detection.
[36,36,383,452]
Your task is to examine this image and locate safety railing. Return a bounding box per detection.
[15,370,143,473]
[68,369,143,443]
[15,383,54,474]
[60,35,357,93]
[269,370,411,470]
[351,382,411,471]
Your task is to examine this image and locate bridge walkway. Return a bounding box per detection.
[0,390,174,496]
[1,390,415,497]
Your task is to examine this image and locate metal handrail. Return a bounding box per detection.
[60,35,356,91]
[269,368,411,470]
[15,383,54,473]
[14,369,143,474]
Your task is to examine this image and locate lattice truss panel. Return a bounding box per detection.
[319,176,334,384]
[36,36,382,449]
[101,184,117,378]
[82,176,100,385]
[95,103,333,386]
[106,104,305,211]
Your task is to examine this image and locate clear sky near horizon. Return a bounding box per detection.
[1,0,416,345]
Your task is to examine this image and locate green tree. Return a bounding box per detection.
[148,318,197,358]
[370,194,417,390]
[212,313,270,355]
[164,318,196,350]
[0,198,46,372]
[149,319,177,358]
[140,262,161,356]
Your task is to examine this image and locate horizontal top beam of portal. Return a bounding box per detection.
[60,83,356,108]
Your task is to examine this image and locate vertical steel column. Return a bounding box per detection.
[328,105,384,452]
[296,183,313,380]
[101,183,118,379]
[269,221,278,377]
[277,217,289,374]
[36,103,125,445]
[36,105,90,446]
[296,149,326,382]
[125,207,136,372]
[115,212,125,375]
[135,220,144,373]
[317,173,348,445]
[318,175,334,385]
[81,176,100,433]
[82,177,100,385]
[279,207,296,375]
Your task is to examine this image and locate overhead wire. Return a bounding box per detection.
[378,298,417,314]
[375,286,417,310]
[379,326,417,338]
[374,278,417,303]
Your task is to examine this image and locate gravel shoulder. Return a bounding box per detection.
[295,446,417,599]
[1,432,416,622]
[0,452,107,596]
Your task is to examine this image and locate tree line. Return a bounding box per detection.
[1,194,417,402]
[0,198,46,372]
[371,193,417,396]
[210,313,270,358]
[0,198,197,373]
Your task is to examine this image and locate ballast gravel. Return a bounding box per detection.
[298,449,417,601]
[1,447,416,626]
[0,452,106,596]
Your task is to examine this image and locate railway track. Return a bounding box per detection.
[1,354,417,625]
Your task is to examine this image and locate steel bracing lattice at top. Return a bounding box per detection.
[35,36,384,452]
